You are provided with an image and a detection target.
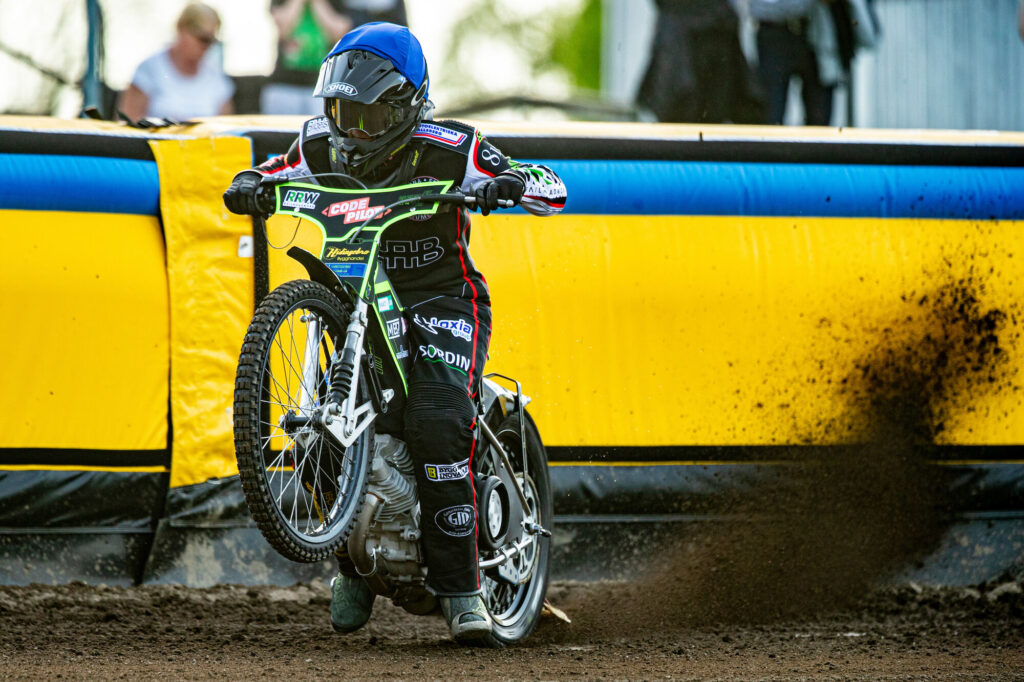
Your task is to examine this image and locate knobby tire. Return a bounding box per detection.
[234,279,373,563]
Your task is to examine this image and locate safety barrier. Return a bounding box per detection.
[1,116,1022,586]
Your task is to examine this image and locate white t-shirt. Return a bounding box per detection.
[131,48,234,120]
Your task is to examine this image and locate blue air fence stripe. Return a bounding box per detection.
[526,159,1024,219]
[0,154,160,215]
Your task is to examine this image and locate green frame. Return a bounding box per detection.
[270,179,456,393]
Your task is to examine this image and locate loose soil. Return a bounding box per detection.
[1,578,1022,680]
[3,222,1022,680]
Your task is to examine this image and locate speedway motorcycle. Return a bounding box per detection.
[232,174,552,646]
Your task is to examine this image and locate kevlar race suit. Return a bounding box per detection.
[253,116,567,595]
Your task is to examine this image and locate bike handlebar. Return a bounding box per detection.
[418,192,515,209]
[253,174,514,215]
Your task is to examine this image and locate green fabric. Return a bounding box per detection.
[282,6,331,72]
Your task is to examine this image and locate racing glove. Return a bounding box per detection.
[472,173,525,216]
[223,170,264,216]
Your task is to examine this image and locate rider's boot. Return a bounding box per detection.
[440,594,493,643]
[330,572,375,633]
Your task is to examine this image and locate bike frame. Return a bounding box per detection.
[254,175,550,587]
[268,179,454,447]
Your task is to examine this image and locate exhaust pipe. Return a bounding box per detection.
[347,493,392,596]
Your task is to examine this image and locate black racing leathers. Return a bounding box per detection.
[403,295,491,594]
[250,117,566,595]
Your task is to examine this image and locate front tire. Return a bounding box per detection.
[234,280,373,563]
[477,411,552,646]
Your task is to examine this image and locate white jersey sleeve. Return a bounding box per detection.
[458,128,567,217]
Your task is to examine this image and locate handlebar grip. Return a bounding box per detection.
[459,195,514,209]
[254,185,276,215]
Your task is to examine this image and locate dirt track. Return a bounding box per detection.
[3,275,1021,679]
[2,578,1022,680]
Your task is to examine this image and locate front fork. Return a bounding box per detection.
[288,313,322,454]
[319,299,382,448]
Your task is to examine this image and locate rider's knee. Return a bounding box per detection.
[404,382,475,448]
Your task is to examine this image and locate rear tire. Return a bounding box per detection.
[234,279,373,563]
[476,411,552,646]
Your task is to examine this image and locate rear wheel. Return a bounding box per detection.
[234,279,373,563]
[476,411,552,646]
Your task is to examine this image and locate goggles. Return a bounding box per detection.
[326,98,405,138]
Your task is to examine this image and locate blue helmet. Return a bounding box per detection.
[313,23,430,179]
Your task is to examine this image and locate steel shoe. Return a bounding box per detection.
[330,573,375,633]
[440,595,493,643]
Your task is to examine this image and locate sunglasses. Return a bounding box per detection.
[191,31,218,46]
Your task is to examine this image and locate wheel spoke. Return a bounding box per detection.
[309,434,330,526]
[265,367,295,413]
[475,420,551,633]
[234,281,373,563]
[291,440,305,526]
[261,399,305,411]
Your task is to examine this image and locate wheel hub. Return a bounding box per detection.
[477,475,510,551]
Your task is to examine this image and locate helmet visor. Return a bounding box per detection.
[326,98,403,137]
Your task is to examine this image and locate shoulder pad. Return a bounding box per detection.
[302,116,331,141]
[412,120,474,154]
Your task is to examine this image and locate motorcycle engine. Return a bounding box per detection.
[348,434,436,614]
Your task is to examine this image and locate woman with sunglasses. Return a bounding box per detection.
[119,2,234,122]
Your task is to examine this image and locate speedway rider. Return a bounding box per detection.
[223,22,567,643]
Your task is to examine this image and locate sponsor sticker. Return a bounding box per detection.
[380,237,444,269]
[377,295,394,313]
[325,246,371,262]
[418,344,471,373]
[424,458,470,482]
[325,82,358,96]
[282,189,319,210]
[413,314,472,342]
[305,117,330,136]
[322,197,385,224]
[386,318,402,339]
[413,123,467,147]
[409,176,440,221]
[477,143,503,168]
[327,263,367,278]
[435,504,475,537]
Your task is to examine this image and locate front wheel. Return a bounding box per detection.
[233,279,373,563]
[477,411,553,646]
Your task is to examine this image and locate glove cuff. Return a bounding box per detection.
[232,169,264,183]
[498,169,527,189]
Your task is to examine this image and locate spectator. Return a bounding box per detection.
[750,0,827,124]
[119,2,234,121]
[261,0,407,115]
[636,0,764,124]
[750,0,876,125]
